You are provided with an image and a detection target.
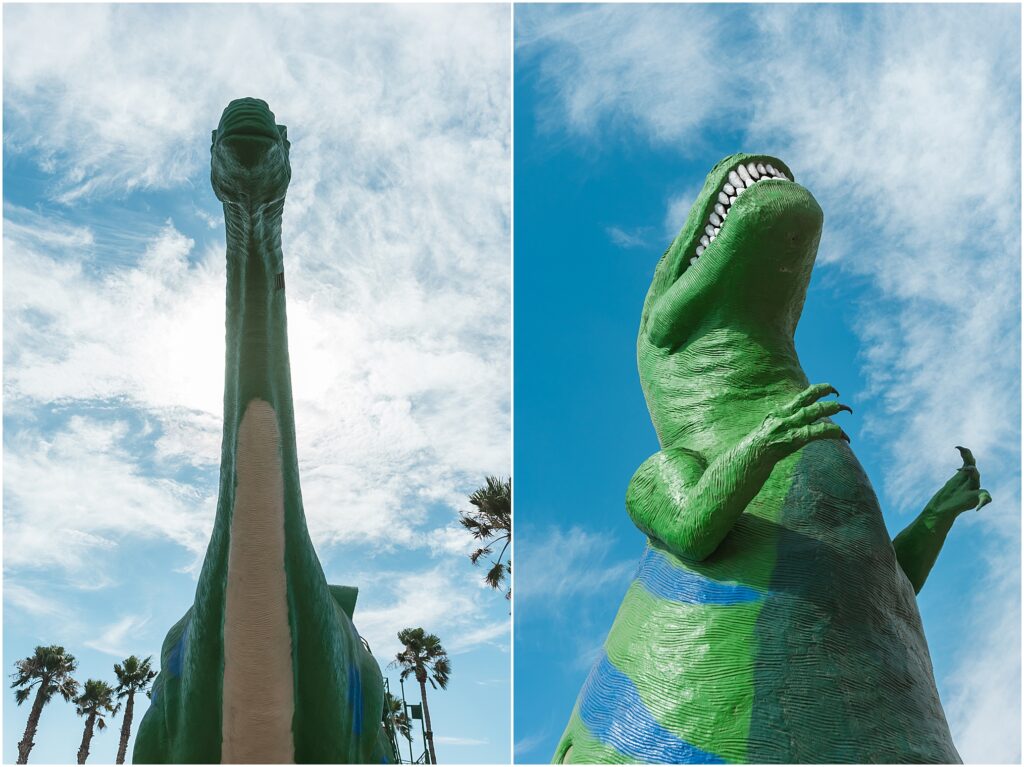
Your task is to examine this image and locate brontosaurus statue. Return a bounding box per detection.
[554,154,992,764]
[133,98,396,764]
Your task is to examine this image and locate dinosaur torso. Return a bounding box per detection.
[132,99,395,764]
[565,442,956,763]
[555,155,959,764]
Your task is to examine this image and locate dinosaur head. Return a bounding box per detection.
[211,98,291,209]
[641,153,823,348]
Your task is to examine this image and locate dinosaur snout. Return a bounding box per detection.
[211,98,291,206]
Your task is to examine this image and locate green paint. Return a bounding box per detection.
[556,154,991,763]
[604,582,759,761]
[133,99,395,764]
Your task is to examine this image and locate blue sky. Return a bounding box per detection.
[3,5,509,764]
[513,4,1020,764]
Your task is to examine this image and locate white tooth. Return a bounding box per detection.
[705,224,715,237]
[766,164,777,175]
[714,203,726,217]
[723,182,735,195]
[713,227,720,236]
[700,235,710,246]
[709,212,722,226]
[746,162,760,179]
[735,184,745,196]
[728,171,742,189]
[728,196,737,204]
[695,245,705,256]
[690,256,699,265]
[737,165,753,185]
[757,163,767,175]
[718,192,730,206]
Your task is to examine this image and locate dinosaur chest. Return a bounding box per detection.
[222,398,295,764]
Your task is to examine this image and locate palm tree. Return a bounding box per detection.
[392,628,451,765]
[384,691,412,741]
[459,476,511,599]
[112,655,157,764]
[11,645,80,764]
[74,679,119,764]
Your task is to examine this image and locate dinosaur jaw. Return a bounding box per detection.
[684,157,793,275]
[661,154,822,337]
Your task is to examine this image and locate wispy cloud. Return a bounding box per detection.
[85,614,152,658]
[349,563,509,662]
[434,736,488,747]
[4,3,510,568]
[605,225,649,250]
[515,525,634,608]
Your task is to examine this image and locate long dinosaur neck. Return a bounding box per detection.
[222,200,292,439]
[645,325,809,457]
[217,199,300,763]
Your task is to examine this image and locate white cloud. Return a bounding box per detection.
[434,736,488,747]
[85,614,152,658]
[4,583,68,620]
[515,526,634,608]
[3,414,214,578]
[605,226,648,250]
[3,4,509,571]
[351,563,509,663]
[516,5,729,146]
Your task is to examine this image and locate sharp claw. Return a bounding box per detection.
[976,490,992,510]
[828,386,840,398]
[840,429,851,443]
[837,404,853,415]
[955,445,976,467]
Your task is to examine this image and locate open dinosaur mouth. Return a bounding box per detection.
[687,160,793,271]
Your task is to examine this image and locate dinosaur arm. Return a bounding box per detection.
[892,447,992,594]
[626,443,774,561]
[627,383,851,561]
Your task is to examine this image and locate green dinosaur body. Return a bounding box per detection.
[554,154,991,764]
[133,99,395,764]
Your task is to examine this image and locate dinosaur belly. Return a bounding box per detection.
[222,399,295,763]
[561,441,959,764]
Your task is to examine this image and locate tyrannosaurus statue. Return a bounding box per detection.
[554,154,991,764]
[133,98,395,764]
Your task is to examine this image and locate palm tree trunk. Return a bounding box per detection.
[418,678,438,765]
[116,691,134,764]
[17,680,50,764]
[77,713,96,764]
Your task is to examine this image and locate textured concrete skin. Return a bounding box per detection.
[554,154,991,764]
[133,99,394,764]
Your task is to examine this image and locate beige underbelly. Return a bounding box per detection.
[221,398,295,763]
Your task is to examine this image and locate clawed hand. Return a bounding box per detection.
[751,382,852,462]
[925,446,992,517]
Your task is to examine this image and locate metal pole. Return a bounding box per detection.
[419,710,430,764]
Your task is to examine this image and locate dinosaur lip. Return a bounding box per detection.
[218,102,280,141]
[219,119,280,141]
[682,157,793,277]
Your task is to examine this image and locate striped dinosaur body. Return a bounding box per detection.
[132,99,395,764]
[555,154,989,764]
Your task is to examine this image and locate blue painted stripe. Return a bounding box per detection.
[348,664,364,735]
[635,545,762,605]
[578,653,725,764]
[166,621,190,678]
